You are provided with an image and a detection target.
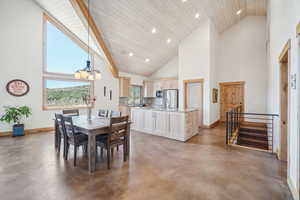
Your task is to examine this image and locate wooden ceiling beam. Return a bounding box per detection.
[71,0,119,78]
[279,40,291,63]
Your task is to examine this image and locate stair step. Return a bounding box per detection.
[236,121,270,151]
[238,137,268,144]
[240,128,268,134]
[239,132,268,140]
[240,125,268,130]
[241,121,267,128]
[237,140,269,150]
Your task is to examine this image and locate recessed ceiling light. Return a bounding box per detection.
[129,52,134,57]
[182,0,188,2]
[167,38,172,44]
[151,27,157,34]
[194,13,200,19]
[236,9,242,15]
[145,58,150,63]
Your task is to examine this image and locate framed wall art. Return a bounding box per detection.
[6,79,30,97]
[212,88,218,103]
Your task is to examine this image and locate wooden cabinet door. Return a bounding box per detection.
[119,77,130,97]
[220,82,245,122]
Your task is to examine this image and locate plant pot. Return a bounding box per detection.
[12,124,25,137]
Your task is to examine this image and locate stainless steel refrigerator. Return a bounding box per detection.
[163,89,179,110]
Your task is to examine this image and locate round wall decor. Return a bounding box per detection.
[6,79,30,97]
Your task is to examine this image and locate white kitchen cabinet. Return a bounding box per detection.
[143,81,155,98]
[169,112,185,140]
[144,79,178,98]
[153,81,162,96]
[153,111,169,136]
[131,108,198,142]
[169,79,178,89]
[160,79,178,90]
[131,109,144,132]
[192,111,199,134]
[143,110,154,133]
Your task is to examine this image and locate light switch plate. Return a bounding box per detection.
[291,74,297,89]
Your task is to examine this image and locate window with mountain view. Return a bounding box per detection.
[43,15,93,110]
[44,79,92,109]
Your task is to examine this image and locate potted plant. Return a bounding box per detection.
[0,106,31,136]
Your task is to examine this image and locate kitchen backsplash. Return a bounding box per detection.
[151,98,163,108]
[119,97,128,106]
[119,97,163,108]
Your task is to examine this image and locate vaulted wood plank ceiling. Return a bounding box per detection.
[35,0,266,77]
[89,0,266,76]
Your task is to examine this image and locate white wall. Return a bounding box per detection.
[150,56,178,79]
[0,0,119,133]
[178,20,213,126]
[119,72,148,86]
[209,22,219,123]
[218,16,268,113]
[267,0,300,198]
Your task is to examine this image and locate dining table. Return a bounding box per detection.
[55,115,131,173]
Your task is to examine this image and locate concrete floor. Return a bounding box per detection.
[0,126,293,200]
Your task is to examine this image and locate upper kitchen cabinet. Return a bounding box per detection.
[161,79,178,90]
[143,80,155,98]
[143,78,178,98]
[119,77,130,97]
[153,80,162,94]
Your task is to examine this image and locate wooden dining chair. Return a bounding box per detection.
[109,110,122,151]
[61,116,88,166]
[62,109,79,116]
[96,116,129,169]
[54,113,66,157]
[98,109,109,118]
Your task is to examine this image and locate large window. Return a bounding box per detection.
[44,78,92,109]
[43,15,93,110]
[45,18,88,75]
[128,85,142,106]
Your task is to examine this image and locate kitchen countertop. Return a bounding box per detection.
[131,107,198,113]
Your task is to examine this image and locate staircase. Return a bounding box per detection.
[237,122,269,150]
[225,105,278,152]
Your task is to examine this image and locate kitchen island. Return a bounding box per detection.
[131,107,199,142]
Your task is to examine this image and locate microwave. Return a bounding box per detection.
[156,90,163,98]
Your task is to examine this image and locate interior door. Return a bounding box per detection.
[186,82,203,127]
[220,82,245,122]
[279,45,289,162]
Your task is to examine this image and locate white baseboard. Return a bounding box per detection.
[288,176,299,200]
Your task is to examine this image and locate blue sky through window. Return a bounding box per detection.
[46,21,87,75]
